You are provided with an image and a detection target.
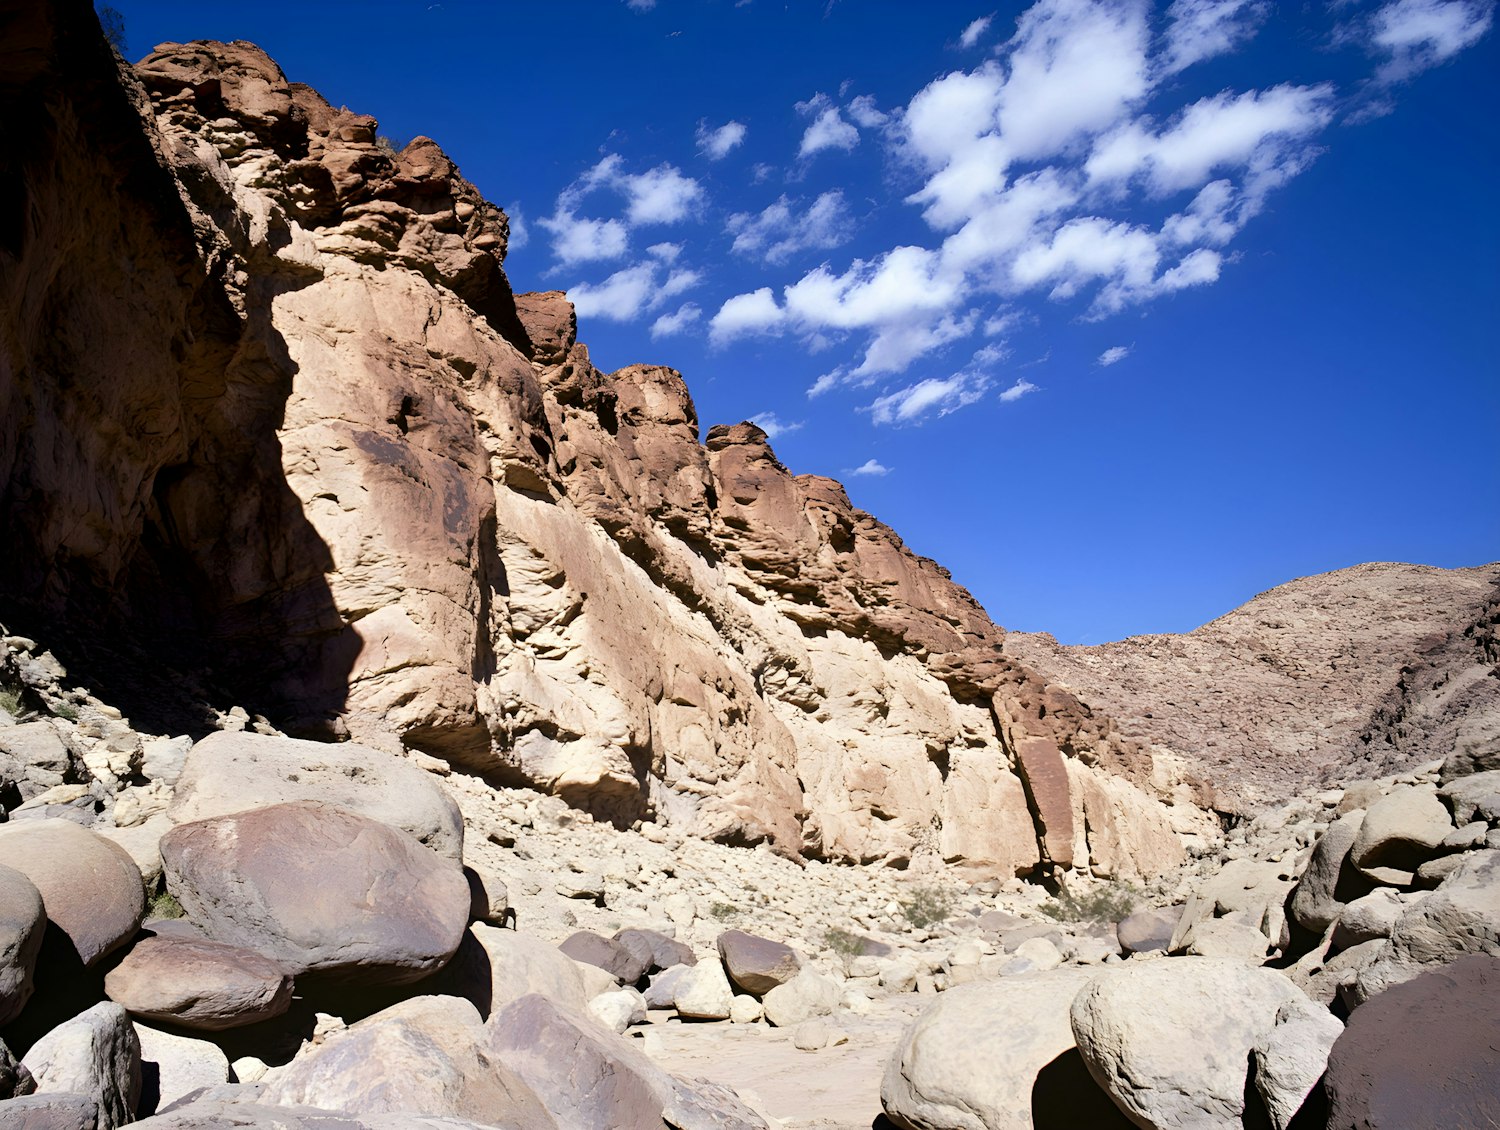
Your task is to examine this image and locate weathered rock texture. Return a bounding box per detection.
[1008,561,1500,811]
[0,2,1212,876]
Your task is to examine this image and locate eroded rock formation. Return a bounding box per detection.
[0,0,1211,878]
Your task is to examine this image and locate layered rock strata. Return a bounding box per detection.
[0,1,1209,877]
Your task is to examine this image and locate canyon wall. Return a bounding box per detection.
[0,2,1213,877]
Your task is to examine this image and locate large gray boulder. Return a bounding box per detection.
[132,1100,507,1128]
[1070,957,1307,1129]
[0,821,145,968]
[1289,810,1370,935]
[0,722,73,801]
[22,1002,142,1130]
[1439,770,1500,825]
[1352,849,1500,1005]
[558,931,645,984]
[263,995,554,1127]
[1170,858,1293,955]
[439,924,589,1018]
[0,1092,101,1129]
[881,966,1129,1130]
[671,960,733,1021]
[0,863,46,1025]
[613,927,695,974]
[716,930,802,997]
[1252,996,1343,1130]
[1116,907,1179,955]
[1349,785,1453,885]
[1326,954,1500,1129]
[168,731,464,859]
[104,934,293,1030]
[485,993,767,1130]
[161,800,469,985]
[133,1025,230,1118]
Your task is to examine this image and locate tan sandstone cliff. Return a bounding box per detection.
[1,2,1214,879]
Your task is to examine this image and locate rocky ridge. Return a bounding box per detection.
[1007,561,1500,812]
[0,1,1209,880]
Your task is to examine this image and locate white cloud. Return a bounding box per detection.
[625,0,654,9]
[869,371,994,424]
[959,14,994,48]
[726,191,854,264]
[505,203,529,250]
[1086,84,1336,195]
[563,154,705,226]
[848,458,892,476]
[846,95,889,128]
[539,210,629,265]
[784,246,962,330]
[1162,1,1271,74]
[797,94,861,157]
[570,263,657,320]
[856,312,977,377]
[1012,217,1161,299]
[998,378,1039,401]
[1160,179,1240,246]
[709,288,787,344]
[651,302,702,338]
[1097,344,1132,366]
[748,411,804,439]
[647,241,682,262]
[697,119,748,160]
[1369,0,1494,81]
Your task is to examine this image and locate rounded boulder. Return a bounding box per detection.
[0,863,47,1025]
[160,800,469,986]
[104,934,293,1030]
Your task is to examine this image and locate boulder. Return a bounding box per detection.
[1352,849,1500,1004]
[0,820,145,967]
[613,927,695,974]
[1439,743,1500,785]
[0,722,72,801]
[132,1099,505,1128]
[1349,785,1453,885]
[558,931,645,984]
[104,934,293,1030]
[0,1092,101,1129]
[1253,996,1343,1130]
[1171,858,1292,955]
[643,965,689,1010]
[486,993,767,1129]
[134,1025,229,1117]
[1289,938,1386,1009]
[1439,770,1500,825]
[0,863,46,1025]
[716,930,801,997]
[761,968,839,1028]
[881,966,1130,1130]
[671,960,733,1020]
[1289,811,1371,935]
[22,1002,142,1130]
[168,731,464,859]
[589,988,647,1034]
[1331,888,1407,950]
[2,1036,36,1099]
[462,864,508,926]
[263,995,554,1127]
[1185,916,1273,963]
[161,800,469,985]
[1116,906,1179,955]
[1326,954,1500,1129]
[440,924,588,1017]
[1070,957,1307,1130]
[729,995,763,1024]
[1008,936,1064,973]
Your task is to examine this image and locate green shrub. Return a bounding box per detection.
[1038,881,1141,925]
[822,926,866,968]
[898,884,956,930]
[708,900,739,921]
[0,683,21,717]
[147,888,184,920]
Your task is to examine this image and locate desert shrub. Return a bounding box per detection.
[823,926,865,968]
[898,884,956,930]
[0,683,21,717]
[148,888,184,920]
[708,900,740,921]
[1039,881,1141,925]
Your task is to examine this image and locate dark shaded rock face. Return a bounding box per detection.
[0,0,1211,876]
[1324,954,1500,1130]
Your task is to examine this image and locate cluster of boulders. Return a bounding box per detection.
[879,745,1500,1130]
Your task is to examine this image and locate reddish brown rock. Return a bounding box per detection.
[717,931,802,997]
[160,801,469,985]
[104,934,292,1031]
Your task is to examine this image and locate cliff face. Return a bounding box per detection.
[0,2,1211,877]
[1007,561,1500,813]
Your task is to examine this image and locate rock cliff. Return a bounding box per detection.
[1007,561,1500,813]
[2,0,1211,878]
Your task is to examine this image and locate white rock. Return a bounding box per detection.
[589,988,647,1034]
[1253,997,1344,1130]
[672,959,733,1020]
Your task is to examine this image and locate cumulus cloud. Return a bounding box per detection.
[571,259,701,323]
[697,119,748,160]
[562,154,705,225]
[727,191,854,264]
[998,378,1039,402]
[1162,0,1271,74]
[539,211,630,265]
[651,302,702,338]
[1097,345,1132,366]
[748,411,804,439]
[846,95,889,128]
[797,93,861,157]
[869,371,994,425]
[848,458,892,476]
[709,288,787,344]
[959,14,994,48]
[1368,0,1494,81]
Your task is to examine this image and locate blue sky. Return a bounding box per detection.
[114,1,1498,642]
